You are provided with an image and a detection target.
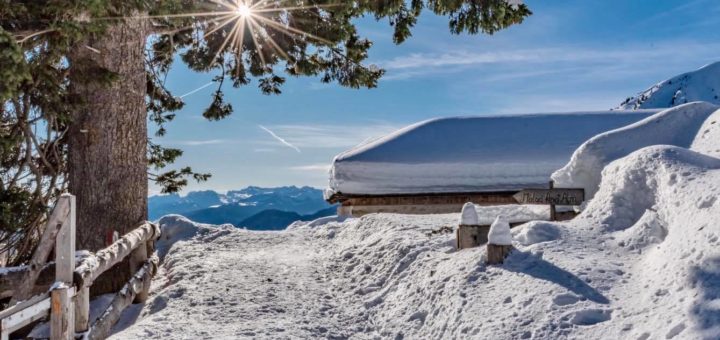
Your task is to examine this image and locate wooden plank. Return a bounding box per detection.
[512,188,585,206]
[329,190,524,204]
[55,195,76,283]
[50,286,73,340]
[74,286,90,333]
[87,256,158,340]
[129,241,149,303]
[10,195,72,304]
[1,294,50,333]
[74,222,160,288]
[0,292,49,319]
[346,192,519,207]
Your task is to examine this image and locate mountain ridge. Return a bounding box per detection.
[617,61,720,109]
[149,186,333,229]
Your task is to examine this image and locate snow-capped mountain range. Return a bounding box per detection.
[617,61,720,109]
[148,186,334,230]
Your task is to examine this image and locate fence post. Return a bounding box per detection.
[51,194,75,340]
[74,287,90,334]
[548,180,557,221]
[50,287,73,340]
[129,240,149,303]
[486,216,514,265]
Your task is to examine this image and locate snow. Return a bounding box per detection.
[691,108,720,158]
[459,202,479,225]
[488,215,512,245]
[110,99,720,339]
[112,140,720,339]
[326,110,659,198]
[618,61,720,109]
[552,102,719,200]
[513,221,561,246]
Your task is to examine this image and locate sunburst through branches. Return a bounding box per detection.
[146,0,339,74]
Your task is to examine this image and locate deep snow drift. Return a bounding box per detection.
[326,110,658,198]
[552,102,719,200]
[618,61,720,109]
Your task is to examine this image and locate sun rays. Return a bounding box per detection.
[143,0,338,71]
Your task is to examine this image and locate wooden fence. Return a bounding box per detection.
[0,194,161,340]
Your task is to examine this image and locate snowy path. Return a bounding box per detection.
[110,227,366,339]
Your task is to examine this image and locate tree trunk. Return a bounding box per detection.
[68,17,148,293]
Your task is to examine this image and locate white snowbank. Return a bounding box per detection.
[488,215,512,245]
[326,110,658,198]
[618,61,720,109]
[286,214,350,229]
[155,214,235,258]
[552,102,719,200]
[691,108,720,158]
[513,221,561,246]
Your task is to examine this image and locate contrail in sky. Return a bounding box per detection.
[179,81,215,98]
[258,125,301,153]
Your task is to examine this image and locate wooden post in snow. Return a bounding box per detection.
[50,286,73,340]
[74,286,90,334]
[129,239,149,303]
[486,216,514,265]
[456,203,487,249]
[549,180,557,221]
[51,193,75,340]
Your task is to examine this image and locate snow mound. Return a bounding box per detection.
[156,215,234,258]
[488,215,512,245]
[691,108,720,158]
[613,209,667,250]
[514,221,562,246]
[326,111,657,197]
[552,102,719,200]
[618,61,720,109]
[459,202,479,225]
[286,214,350,229]
[584,145,720,231]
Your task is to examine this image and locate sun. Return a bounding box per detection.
[235,3,252,17]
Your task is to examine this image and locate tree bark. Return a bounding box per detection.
[68,17,148,293]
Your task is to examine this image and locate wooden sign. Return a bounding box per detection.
[513,188,584,206]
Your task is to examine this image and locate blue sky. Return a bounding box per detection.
[152,0,720,194]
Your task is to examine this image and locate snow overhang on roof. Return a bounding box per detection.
[325,110,661,201]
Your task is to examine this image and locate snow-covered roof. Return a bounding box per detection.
[326,110,660,199]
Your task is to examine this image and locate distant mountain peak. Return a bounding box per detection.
[148,185,332,228]
[617,61,720,110]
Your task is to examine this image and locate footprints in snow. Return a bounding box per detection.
[552,293,580,306]
[562,309,612,326]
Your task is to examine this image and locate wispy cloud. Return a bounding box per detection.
[254,123,402,149]
[379,42,720,81]
[258,125,302,153]
[165,139,227,146]
[290,163,331,172]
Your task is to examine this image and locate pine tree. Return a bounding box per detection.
[0,0,530,287]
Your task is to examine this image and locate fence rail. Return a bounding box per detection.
[0,194,161,340]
